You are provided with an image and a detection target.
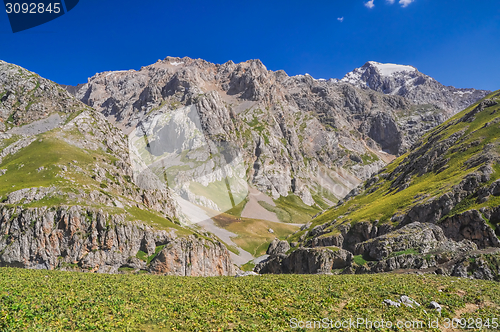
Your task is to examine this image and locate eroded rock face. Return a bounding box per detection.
[441,210,500,249]
[149,238,235,276]
[354,222,447,261]
[255,247,352,274]
[258,214,500,279]
[266,238,290,256]
[0,206,235,276]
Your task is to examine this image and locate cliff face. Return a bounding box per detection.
[257,92,500,280]
[0,205,235,276]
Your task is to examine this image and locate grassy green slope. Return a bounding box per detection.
[0,135,93,197]
[0,118,193,238]
[213,212,300,257]
[259,194,322,224]
[290,90,500,243]
[0,267,499,331]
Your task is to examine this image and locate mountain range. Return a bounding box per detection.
[0,57,496,278]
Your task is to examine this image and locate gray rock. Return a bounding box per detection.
[429,301,442,312]
[235,271,259,277]
[256,247,352,274]
[400,296,420,308]
[0,60,85,129]
[340,61,490,114]
[354,222,445,261]
[266,238,290,256]
[440,210,500,249]
[460,99,498,122]
[383,299,401,308]
[148,236,235,276]
[300,222,312,231]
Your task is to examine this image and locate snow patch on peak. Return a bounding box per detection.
[104,70,130,77]
[453,90,473,96]
[170,61,184,66]
[367,62,416,77]
[340,69,367,86]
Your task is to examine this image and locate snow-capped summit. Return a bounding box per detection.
[340,61,489,114]
[340,61,419,88]
[366,61,416,76]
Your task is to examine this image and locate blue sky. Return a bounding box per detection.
[1,0,499,90]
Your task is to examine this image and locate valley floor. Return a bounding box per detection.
[0,268,499,331]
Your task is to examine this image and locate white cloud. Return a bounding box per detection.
[364,0,375,9]
[337,17,344,22]
[399,0,415,7]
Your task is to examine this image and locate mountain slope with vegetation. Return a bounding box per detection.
[258,90,500,279]
[0,61,236,276]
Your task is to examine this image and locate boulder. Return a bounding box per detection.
[266,238,290,256]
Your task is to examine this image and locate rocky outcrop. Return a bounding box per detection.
[257,219,500,280]
[0,205,236,276]
[0,60,86,130]
[255,247,352,274]
[266,238,290,255]
[460,99,498,122]
[354,222,446,261]
[440,210,500,249]
[149,238,234,276]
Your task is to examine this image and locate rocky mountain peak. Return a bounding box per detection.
[340,61,490,114]
[342,61,418,87]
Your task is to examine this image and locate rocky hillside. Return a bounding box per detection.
[0,61,236,276]
[340,61,490,114]
[67,57,478,226]
[0,60,86,132]
[257,90,500,280]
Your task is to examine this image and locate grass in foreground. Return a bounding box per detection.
[0,268,500,331]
